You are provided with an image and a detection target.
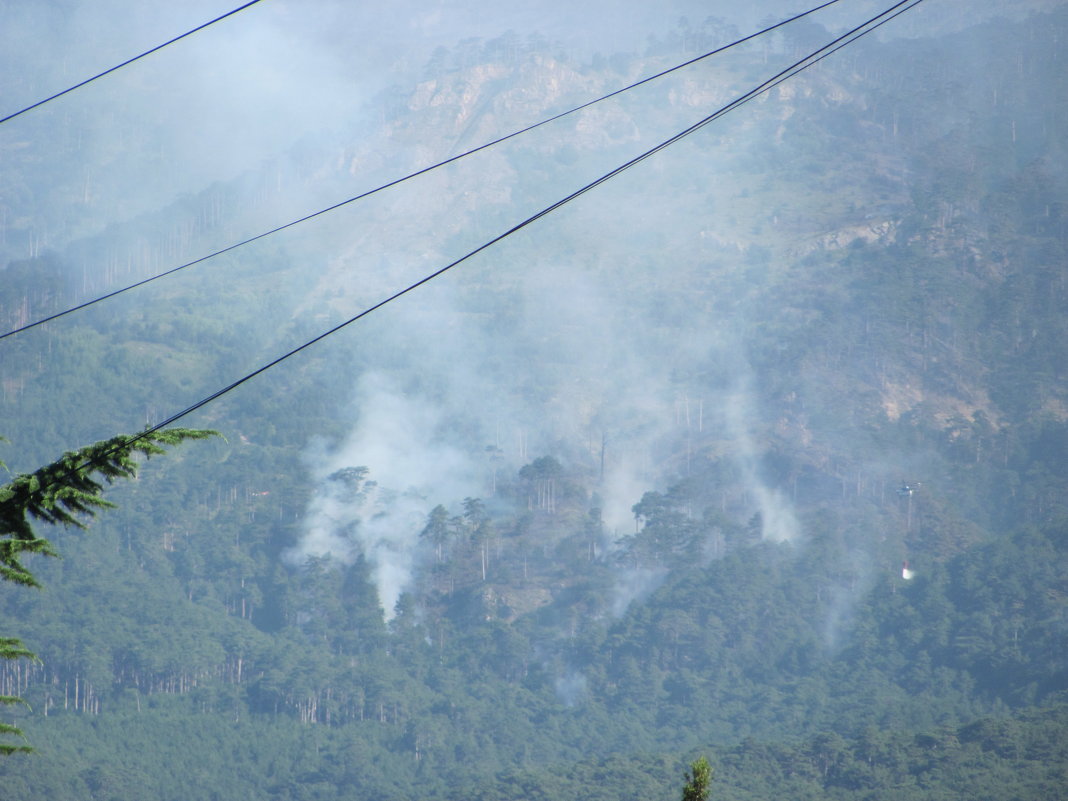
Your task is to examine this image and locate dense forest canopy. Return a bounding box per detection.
[0,0,1066,798]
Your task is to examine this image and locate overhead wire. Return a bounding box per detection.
[103,0,927,456]
[0,0,268,126]
[0,0,846,342]
[13,0,928,503]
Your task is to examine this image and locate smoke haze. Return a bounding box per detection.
[5,0,1049,619]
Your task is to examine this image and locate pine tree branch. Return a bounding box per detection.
[0,428,217,586]
[0,427,217,756]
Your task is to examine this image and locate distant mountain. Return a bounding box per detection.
[1,6,1066,799]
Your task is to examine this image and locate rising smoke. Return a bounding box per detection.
[272,0,820,618]
[289,271,804,619]
[723,380,801,543]
[287,371,484,617]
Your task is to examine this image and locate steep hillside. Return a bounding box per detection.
[0,6,1066,799]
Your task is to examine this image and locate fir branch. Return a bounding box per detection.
[0,428,216,756]
[0,638,38,662]
[0,428,217,586]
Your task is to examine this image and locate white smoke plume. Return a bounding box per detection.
[724,381,800,543]
[610,567,669,618]
[553,670,588,707]
[288,371,484,617]
[600,460,652,537]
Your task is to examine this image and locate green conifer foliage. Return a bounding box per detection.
[681,756,713,801]
[0,428,216,753]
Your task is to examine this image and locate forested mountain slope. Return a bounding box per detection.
[0,5,1066,799]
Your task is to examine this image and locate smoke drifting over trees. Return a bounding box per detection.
[1,0,1067,798]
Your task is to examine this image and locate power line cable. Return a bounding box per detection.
[0,0,845,342]
[22,0,927,500]
[0,0,268,126]
[130,0,927,443]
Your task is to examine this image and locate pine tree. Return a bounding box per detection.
[0,638,36,754]
[0,428,216,754]
[681,756,713,801]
